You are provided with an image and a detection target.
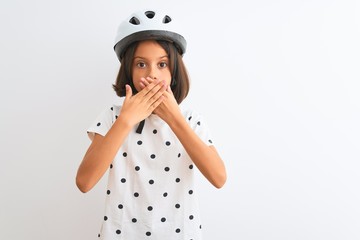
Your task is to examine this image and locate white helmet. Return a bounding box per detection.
[113,9,187,61]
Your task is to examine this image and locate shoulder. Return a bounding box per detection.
[180,106,204,122]
[110,104,122,114]
[87,103,124,139]
[93,103,124,123]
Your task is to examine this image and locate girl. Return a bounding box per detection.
[76,9,226,239]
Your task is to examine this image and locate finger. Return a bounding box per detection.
[140,77,150,87]
[143,80,166,101]
[149,95,164,112]
[148,83,167,105]
[146,77,155,83]
[125,84,132,101]
[137,79,160,98]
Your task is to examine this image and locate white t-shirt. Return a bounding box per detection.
[87,104,214,240]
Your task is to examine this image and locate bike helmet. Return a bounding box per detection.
[114,9,187,61]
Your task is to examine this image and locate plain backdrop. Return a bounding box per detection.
[1,0,359,239]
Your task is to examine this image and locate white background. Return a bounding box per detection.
[1,0,359,239]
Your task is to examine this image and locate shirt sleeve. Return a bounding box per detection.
[86,106,116,141]
[186,110,214,146]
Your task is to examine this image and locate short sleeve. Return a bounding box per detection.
[86,106,116,141]
[186,110,214,146]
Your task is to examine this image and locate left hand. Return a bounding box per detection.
[139,77,182,124]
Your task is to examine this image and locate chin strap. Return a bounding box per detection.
[136,119,145,134]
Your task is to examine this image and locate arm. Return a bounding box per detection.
[169,114,227,188]
[76,118,132,193]
[76,80,167,193]
[140,78,226,188]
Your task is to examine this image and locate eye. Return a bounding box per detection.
[136,62,146,68]
[159,62,168,68]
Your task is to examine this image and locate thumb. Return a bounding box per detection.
[125,84,133,100]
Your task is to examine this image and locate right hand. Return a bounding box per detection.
[119,79,167,126]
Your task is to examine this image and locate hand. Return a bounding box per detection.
[119,79,167,126]
[139,77,182,124]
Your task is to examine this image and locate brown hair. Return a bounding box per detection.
[112,40,190,104]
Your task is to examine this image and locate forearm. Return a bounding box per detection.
[168,115,227,188]
[76,116,133,192]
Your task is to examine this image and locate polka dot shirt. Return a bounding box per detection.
[87,105,214,240]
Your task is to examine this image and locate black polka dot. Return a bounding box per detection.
[175,178,180,183]
[161,217,166,222]
[163,192,168,197]
[150,154,156,159]
[118,204,123,209]
[178,153,181,158]
[115,115,118,119]
[188,116,192,121]
[175,203,180,209]
[189,215,194,220]
[134,192,139,197]
[98,233,100,238]
[189,164,194,169]
[137,140,142,145]
[135,166,140,171]
[107,190,111,195]
[123,152,127,157]
[164,167,170,172]
[149,179,154,184]
[104,216,108,221]
[116,229,121,234]
[146,231,151,236]
[200,225,202,229]
[147,206,153,211]
[175,228,181,233]
[165,141,171,146]
[132,218,137,223]
[110,164,113,169]
[110,107,113,111]
[97,122,101,126]
[197,121,201,125]
[189,190,193,195]
[208,139,213,144]
[153,129,157,134]
[121,178,126,183]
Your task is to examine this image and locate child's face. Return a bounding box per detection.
[132,40,172,92]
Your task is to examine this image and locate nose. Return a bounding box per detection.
[147,65,158,80]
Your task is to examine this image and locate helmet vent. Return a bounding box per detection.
[145,11,155,19]
[129,16,140,25]
[163,15,172,24]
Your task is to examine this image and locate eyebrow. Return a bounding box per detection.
[133,55,168,60]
